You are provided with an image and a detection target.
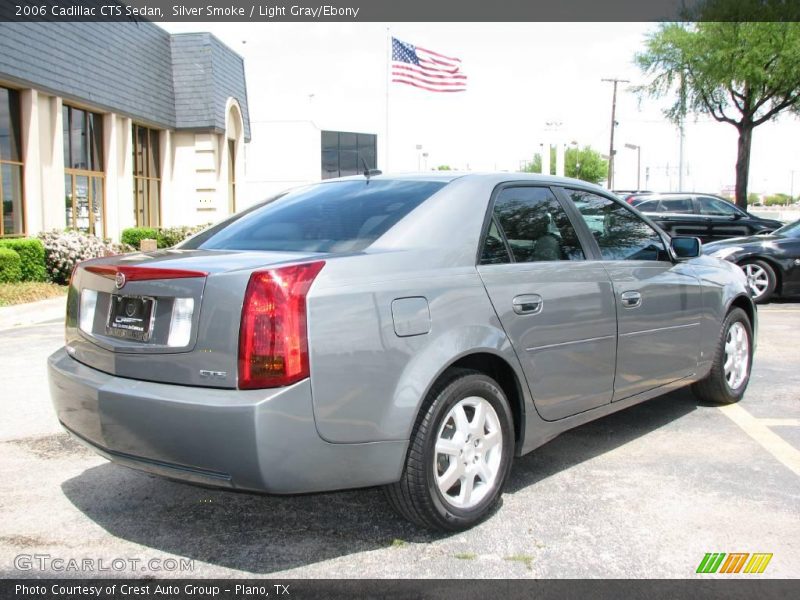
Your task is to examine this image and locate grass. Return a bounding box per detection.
[504,554,535,570]
[454,552,478,560]
[0,282,67,307]
[390,539,407,548]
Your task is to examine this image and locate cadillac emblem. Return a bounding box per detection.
[115,272,126,289]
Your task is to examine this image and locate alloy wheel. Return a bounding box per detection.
[723,321,750,391]
[434,396,503,509]
[743,263,769,300]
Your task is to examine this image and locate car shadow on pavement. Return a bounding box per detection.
[61,465,444,574]
[506,387,701,493]
[61,387,701,574]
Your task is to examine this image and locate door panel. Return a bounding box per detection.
[479,262,617,420]
[695,196,751,240]
[564,187,703,400]
[477,185,617,421]
[603,261,703,399]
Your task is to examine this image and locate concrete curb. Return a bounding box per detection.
[0,296,67,330]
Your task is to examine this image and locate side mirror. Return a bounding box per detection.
[732,212,744,220]
[671,236,701,260]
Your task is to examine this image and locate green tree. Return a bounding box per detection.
[436,165,452,171]
[522,146,608,185]
[764,193,792,206]
[636,19,800,210]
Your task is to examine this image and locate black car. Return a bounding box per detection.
[628,193,784,242]
[704,219,800,303]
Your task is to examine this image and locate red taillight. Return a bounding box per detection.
[238,261,325,390]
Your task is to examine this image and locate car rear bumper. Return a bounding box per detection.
[48,347,407,494]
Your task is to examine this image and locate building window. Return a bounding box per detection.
[132,125,160,227]
[0,87,24,237]
[321,130,377,179]
[63,105,104,236]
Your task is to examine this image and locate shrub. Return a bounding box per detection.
[0,247,22,283]
[121,224,211,249]
[121,227,159,249]
[37,230,134,285]
[0,238,47,282]
[158,224,209,247]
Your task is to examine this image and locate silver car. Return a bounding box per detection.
[49,173,756,531]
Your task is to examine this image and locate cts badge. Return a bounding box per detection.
[115,272,126,289]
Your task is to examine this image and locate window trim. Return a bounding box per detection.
[475,182,591,267]
[0,85,25,237]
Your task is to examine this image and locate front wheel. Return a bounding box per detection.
[692,307,753,405]
[384,369,514,531]
[740,260,776,304]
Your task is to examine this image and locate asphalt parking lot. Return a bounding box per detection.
[0,302,798,578]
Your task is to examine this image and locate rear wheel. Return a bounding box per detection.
[740,260,776,303]
[385,369,514,531]
[692,307,753,405]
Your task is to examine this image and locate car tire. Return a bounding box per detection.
[740,260,777,304]
[692,308,753,405]
[384,368,514,531]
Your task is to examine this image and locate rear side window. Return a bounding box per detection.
[183,180,446,253]
[660,197,693,212]
[487,187,585,263]
[634,200,660,212]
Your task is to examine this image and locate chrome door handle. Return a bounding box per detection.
[620,291,642,309]
[512,294,543,315]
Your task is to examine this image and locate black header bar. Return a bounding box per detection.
[2,0,800,23]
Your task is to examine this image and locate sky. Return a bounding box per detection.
[164,21,800,197]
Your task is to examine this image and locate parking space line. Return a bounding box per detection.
[718,404,800,477]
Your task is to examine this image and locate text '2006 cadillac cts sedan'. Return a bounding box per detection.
[49,173,756,531]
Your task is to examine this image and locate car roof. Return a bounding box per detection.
[328,171,612,191]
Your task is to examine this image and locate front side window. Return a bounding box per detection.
[132,124,161,227]
[0,87,23,236]
[63,106,104,236]
[568,189,668,261]
[183,179,445,253]
[488,186,585,263]
[697,196,741,216]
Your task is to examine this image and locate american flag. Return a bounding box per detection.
[391,37,467,93]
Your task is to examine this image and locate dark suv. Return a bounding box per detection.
[628,193,783,242]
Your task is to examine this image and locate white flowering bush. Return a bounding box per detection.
[37,230,134,284]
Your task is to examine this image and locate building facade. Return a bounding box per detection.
[0,22,250,241]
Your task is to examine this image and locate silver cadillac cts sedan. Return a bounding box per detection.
[49,173,756,531]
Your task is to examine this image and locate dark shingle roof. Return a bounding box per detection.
[0,22,250,140]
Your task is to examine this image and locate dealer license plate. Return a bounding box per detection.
[106,295,156,341]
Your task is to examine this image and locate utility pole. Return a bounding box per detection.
[678,70,686,191]
[602,78,629,190]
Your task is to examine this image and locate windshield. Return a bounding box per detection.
[181,179,447,253]
[773,219,800,238]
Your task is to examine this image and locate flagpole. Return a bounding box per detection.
[385,26,390,172]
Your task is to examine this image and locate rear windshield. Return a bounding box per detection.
[181,179,447,253]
